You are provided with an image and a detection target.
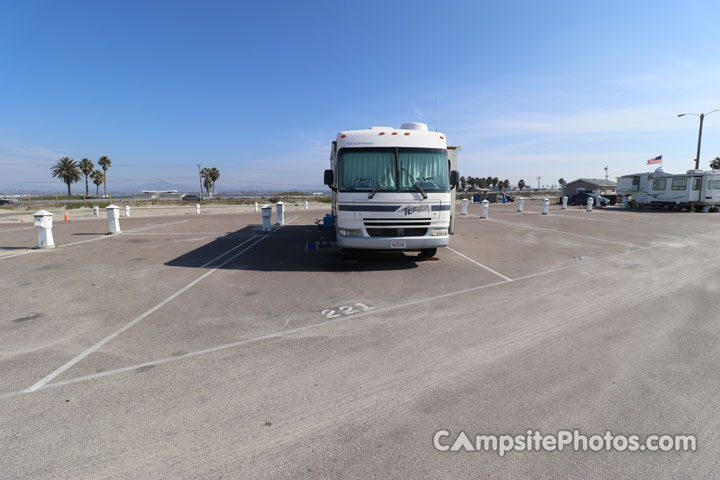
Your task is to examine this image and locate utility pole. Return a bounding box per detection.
[536,176,542,189]
[604,166,608,180]
[197,164,203,200]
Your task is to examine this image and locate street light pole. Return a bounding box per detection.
[678,109,720,170]
[695,114,704,171]
[197,164,203,200]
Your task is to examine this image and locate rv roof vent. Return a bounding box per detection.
[654,166,665,173]
[400,122,429,131]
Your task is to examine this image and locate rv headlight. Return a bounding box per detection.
[338,228,362,237]
[432,228,448,236]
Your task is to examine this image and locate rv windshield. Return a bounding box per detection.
[338,148,396,192]
[398,148,449,192]
[338,147,449,192]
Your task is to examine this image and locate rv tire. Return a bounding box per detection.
[419,248,437,258]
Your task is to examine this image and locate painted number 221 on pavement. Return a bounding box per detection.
[321,303,375,319]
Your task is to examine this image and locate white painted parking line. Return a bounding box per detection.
[0,226,35,233]
[0,250,34,260]
[0,220,192,260]
[447,247,513,281]
[23,216,299,393]
[487,217,639,248]
[125,220,191,232]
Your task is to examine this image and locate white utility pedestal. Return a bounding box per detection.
[93,206,99,216]
[125,205,130,217]
[33,210,55,249]
[481,200,489,219]
[562,196,568,209]
[517,198,524,212]
[254,202,259,212]
[622,197,629,208]
[275,201,285,225]
[196,203,200,214]
[542,198,550,215]
[304,200,309,210]
[587,198,593,212]
[461,198,468,215]
[106,204,121,234]
[261,205,272,232]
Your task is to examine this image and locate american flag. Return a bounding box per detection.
[647,155,663,165]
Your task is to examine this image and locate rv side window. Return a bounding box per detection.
[671,178,687,190]
[652,179,666,190]
[632,177,639,186]
[703,179,717,189]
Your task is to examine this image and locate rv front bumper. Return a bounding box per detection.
[337,235,450,250]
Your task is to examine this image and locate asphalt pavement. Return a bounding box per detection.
[2,200,719,479]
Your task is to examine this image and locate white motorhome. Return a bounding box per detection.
[617,167,720,210]
[324,122,460,258]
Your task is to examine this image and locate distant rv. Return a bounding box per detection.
[617,167,720,211]
[142,190,178,198]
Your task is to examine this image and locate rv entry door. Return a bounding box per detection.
[690,177,702,202]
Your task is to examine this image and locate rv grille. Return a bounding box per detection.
[363,217,431,226]
[366,228,428,237]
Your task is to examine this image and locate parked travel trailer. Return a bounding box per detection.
[324,122,460,257]
[617,167,720,210]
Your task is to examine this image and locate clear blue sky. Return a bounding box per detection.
[2,0,720,192]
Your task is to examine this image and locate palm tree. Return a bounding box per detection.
[491,177,499,189]
[710,158,720,171]
[518,179,526,190]
[558,178,567,186]
[203,176,212,197]
[97,156,112,197]
[503,179,510,190]
[207,167,220,195]
[51,157,81,196]
[91,169,105,199]
[79,158,94,197]
[200,168,211,196]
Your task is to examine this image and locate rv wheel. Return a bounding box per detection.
[419,248,437,258]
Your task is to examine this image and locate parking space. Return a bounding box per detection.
[2,201,720,478]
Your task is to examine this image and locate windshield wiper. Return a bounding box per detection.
[401,168,428,199]
[368,168,394,199]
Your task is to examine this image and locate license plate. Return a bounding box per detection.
[390,240,406,249]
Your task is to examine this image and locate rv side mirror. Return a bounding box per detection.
[324,169,334,186]
[450,170,460,189]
